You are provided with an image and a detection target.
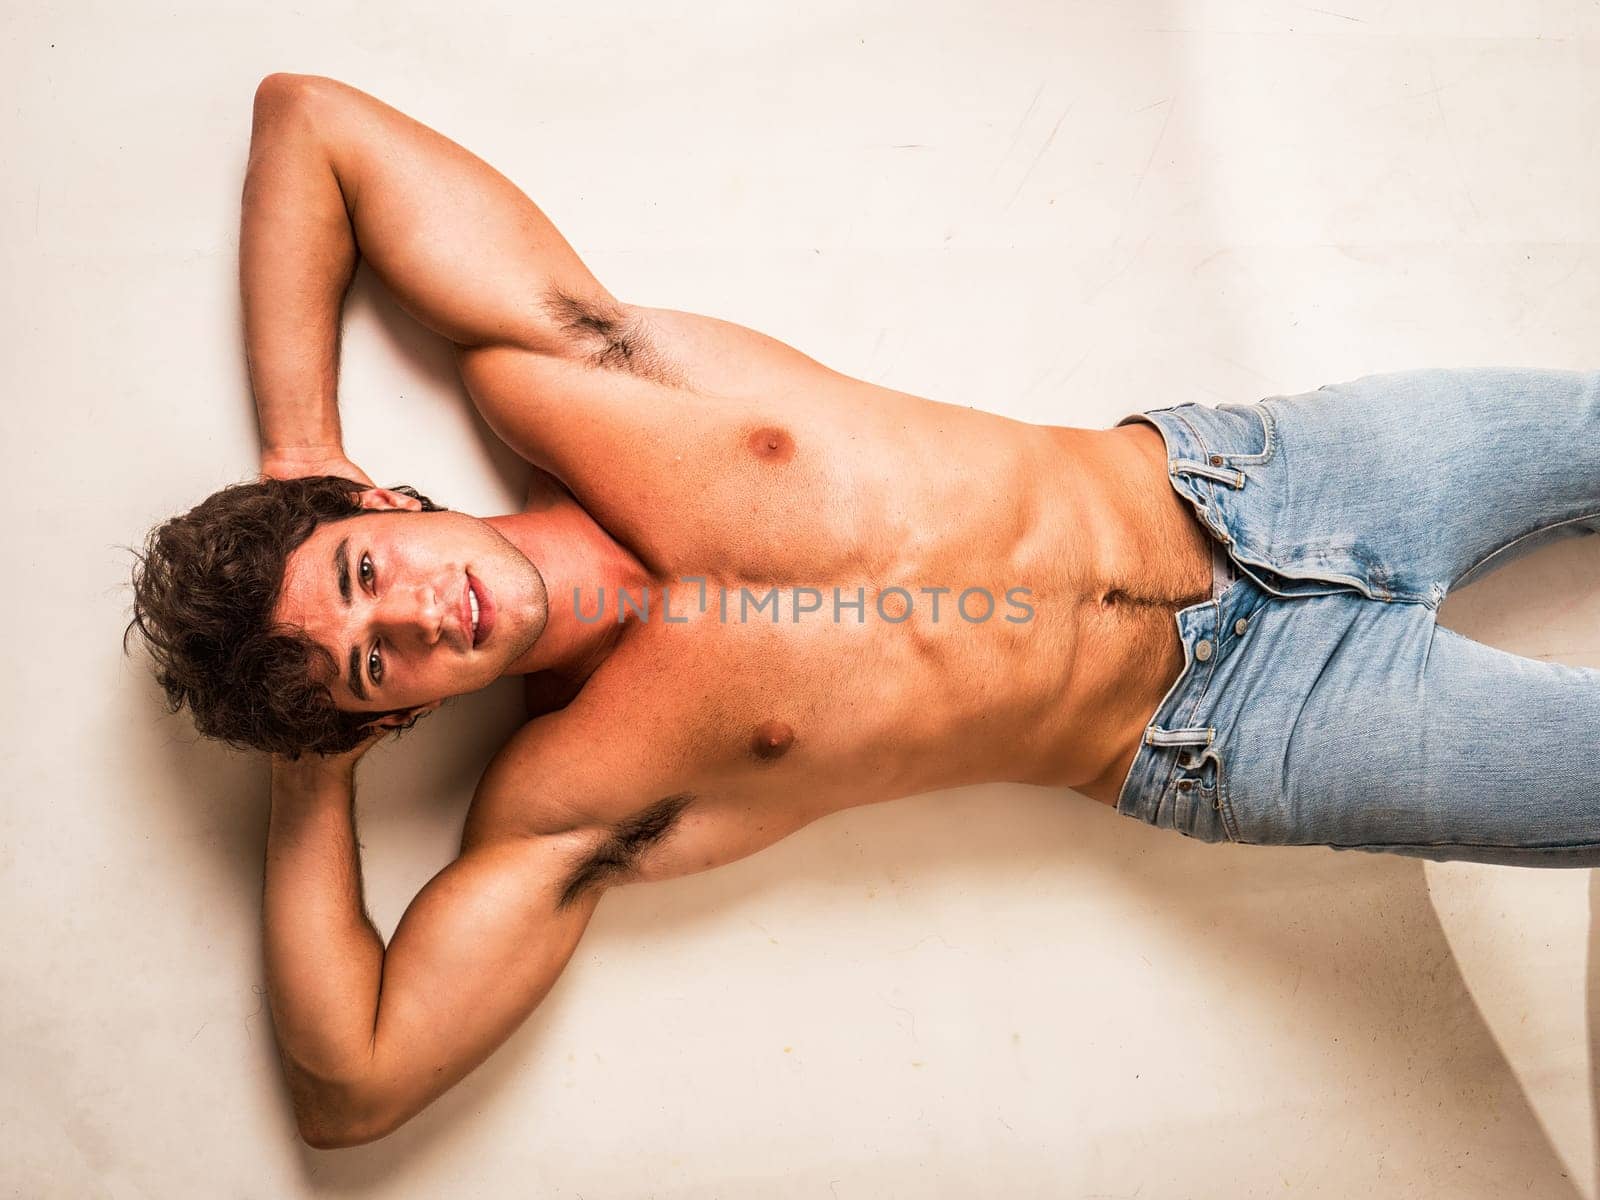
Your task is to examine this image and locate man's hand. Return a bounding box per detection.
[260,445,374,487]
[269,720,385,787]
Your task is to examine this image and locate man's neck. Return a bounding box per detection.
[482,492,650,683]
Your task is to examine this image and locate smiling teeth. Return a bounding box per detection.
[469,586,480,634]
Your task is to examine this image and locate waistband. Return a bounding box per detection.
[1116,400,1274,548]
[1111,404,1264,820]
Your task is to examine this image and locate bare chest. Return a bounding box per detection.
[494,411,1213,890]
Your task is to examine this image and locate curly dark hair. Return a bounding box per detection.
[124,475,445,759]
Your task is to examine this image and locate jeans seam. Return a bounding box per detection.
[1446,506,1600,595]
[1330,838,1600,852]
[1217,760,1242,843]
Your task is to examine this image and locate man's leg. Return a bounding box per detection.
[1254,368,1598,603]
[1205,586,1600,867]
[1117,368,1600,859]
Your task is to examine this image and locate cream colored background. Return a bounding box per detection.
[4,1,1600,1195]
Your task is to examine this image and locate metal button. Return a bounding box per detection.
[1176,779,1194,791]
[1234,617,1248,636]
[1193,638,1213,662]
[1209,454,1225,466]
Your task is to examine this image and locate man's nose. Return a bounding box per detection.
[375,583,444,645]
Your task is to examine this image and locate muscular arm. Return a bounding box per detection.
[265,755,602,1148]
[240,71,618,476]
[239,77,357,475]
[239,72,855,506]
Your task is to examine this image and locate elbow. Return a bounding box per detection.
[295,1098,402,1151]
[297,1113,392,1151]
[296,1113,354,1151]
[251,73,343,138]
[288,1071,404,1150]
[253,71,328,109]
[253,72,312,115]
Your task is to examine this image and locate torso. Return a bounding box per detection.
[454,304,1216,894]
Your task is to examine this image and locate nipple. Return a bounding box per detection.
[750,719,795,760]
[746,426,795,463]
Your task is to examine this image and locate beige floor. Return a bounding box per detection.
[5,1,1600,1196]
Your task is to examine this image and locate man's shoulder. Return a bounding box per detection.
[462,683,690,847]
[458,695,716,906]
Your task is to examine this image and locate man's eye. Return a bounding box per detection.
[359,552,375,589]
[368,645,384,685]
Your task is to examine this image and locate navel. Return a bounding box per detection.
[750,719,795,760]
[746,425,795,463]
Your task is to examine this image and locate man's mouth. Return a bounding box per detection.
[467,572,495,648]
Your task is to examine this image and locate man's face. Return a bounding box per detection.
[273,492,548,715]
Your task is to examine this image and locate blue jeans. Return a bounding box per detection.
[1114,368,1600,867]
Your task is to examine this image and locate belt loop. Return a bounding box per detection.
[1172,457,1246,489]
[1143,725,1215,747]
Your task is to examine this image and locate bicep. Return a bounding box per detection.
[287,72,611,352]
[351,832,601,1139]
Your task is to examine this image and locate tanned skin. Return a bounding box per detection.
[244,74,1216,1147]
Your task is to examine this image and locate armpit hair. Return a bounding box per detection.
[555,792,695,912]
[542,287,684,386]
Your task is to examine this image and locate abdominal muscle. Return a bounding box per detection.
[650,415,1214,816]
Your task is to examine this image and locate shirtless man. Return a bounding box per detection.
[128,73,1600,1148]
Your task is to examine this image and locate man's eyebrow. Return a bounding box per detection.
[335,536,352,604]
[333,537,370,702]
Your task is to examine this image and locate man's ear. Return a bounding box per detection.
[354,487,425,513]
[368,699,444,731]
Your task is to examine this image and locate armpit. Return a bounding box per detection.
[554,792,695,912]
[542,288,685,386]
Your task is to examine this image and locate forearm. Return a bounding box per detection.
[241,73,358,462]
[262,761,384,1135]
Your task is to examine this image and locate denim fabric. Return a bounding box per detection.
[1114,368,1600,867]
